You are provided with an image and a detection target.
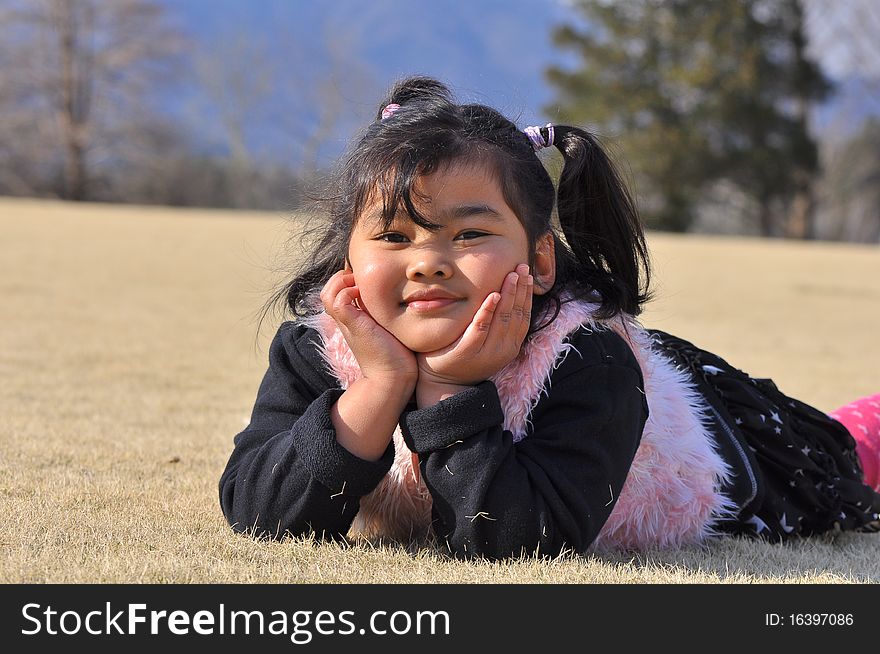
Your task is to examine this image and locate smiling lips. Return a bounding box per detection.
[402,289,462,313]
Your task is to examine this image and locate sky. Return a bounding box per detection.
[157,0,880,165]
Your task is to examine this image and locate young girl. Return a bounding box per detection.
[220,76,880,558]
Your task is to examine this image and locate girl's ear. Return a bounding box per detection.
[532,232,556,296]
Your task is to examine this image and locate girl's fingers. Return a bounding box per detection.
[486,264,530,342]
[334,285,361,311]
[521,272,534,335]
[454,291,501,352]
[511,264,531,325]
[320,270,360,318]
[451,264,530,355]
[493,269,520,326]
[320,270,352,305]
[513,265,533,343]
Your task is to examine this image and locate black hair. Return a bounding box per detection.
[261,75,651,334]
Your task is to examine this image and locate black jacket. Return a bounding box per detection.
[219,322,649,558]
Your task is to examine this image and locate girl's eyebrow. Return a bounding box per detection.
[438,203,502,221]
[362,203,501,227]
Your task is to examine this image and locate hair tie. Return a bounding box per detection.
[381,103,401,120]
[524,123,554,151]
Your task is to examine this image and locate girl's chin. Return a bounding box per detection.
[383,316,470,353]
[400,338,458,354]
[395,331,461,354]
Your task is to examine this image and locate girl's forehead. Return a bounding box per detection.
[418,160,500,192]
[357,164,512,228]
[359,159,503,217]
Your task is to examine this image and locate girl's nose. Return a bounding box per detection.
[406,251,454,280]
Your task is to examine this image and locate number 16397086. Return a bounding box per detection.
[764,613,853,627]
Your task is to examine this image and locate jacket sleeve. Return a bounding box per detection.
[400,328,648,559]
[219,322,395,540]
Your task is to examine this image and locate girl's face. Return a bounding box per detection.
[347,161,552,353]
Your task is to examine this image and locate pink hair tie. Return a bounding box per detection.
[524,123,555,151]
[381,103,401,120]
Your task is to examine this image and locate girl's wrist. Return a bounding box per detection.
[415,379,472,408]
[332,375,415,462]
[360,373,417,402]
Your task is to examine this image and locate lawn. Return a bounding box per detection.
[1,196,878,583]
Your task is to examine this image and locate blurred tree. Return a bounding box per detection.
[0,0,183,201]
[821,118,880,243]
[547,0,831,236]
[186,19,376,208]
[191,30,275,209]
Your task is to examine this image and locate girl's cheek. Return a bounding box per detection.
[353,263,394,311]
[352,262,387,288]
[473,261,510,295]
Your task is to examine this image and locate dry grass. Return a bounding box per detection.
[1,196,878,584]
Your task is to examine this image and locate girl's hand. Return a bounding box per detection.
[320,270,418,388]
[416,264,533,403]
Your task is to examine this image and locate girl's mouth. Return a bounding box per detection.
[405,297,460,313]
[402,288,462,313]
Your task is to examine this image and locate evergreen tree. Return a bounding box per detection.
[547,0,831,235]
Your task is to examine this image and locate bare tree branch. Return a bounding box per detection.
[0,0,184,200]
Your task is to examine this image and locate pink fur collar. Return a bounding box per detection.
[302,301,735,550]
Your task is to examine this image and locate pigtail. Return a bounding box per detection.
[552,126,652,318]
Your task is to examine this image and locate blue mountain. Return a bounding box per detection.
[160,0,877,165]
[160,0,577,164]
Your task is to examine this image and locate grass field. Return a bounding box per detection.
[1,196,878,583]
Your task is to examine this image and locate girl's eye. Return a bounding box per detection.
[455,231,489,241]
[376,232,409,243]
